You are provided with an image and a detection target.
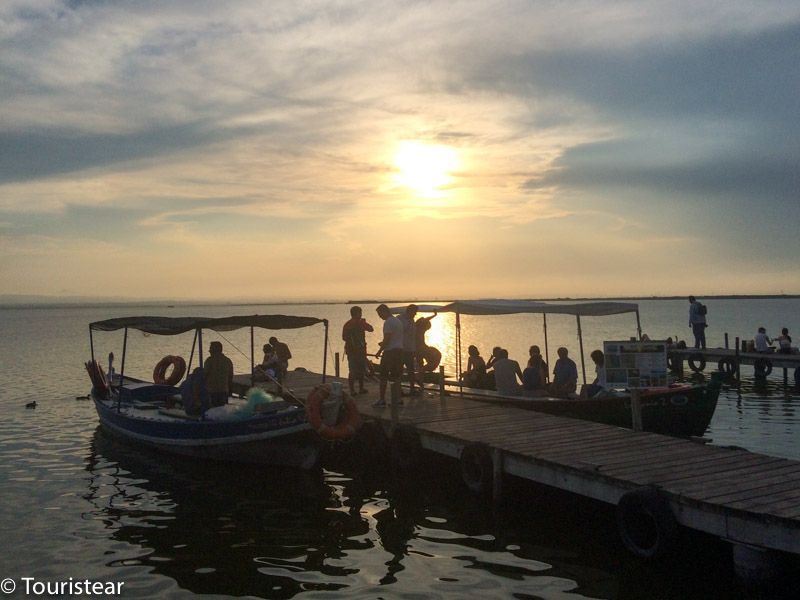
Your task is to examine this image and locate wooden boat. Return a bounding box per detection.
[395,300,721,438]
[86,315,335,469]
[447,380,721,437]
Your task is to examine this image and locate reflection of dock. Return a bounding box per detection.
[668,347,800,380]
[239,370,800,566]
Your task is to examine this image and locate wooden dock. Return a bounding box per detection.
[668,347,800,379]
[235,371,800,559]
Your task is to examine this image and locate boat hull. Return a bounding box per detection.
[93,394,321,469]
[469,383,720,437]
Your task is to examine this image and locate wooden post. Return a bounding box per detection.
[334,352,340,378]
[734,337,741,393]
[492,447,503,505]
[577,314,587,385]
[630,388,643,432]
[439,365,446,399]
[725,332,729,349]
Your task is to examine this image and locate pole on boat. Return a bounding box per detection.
[187,329,197,374]
[89,325,95,363]
[456,312,463,396]
[576,314,587,385]
[334,352,340,378]
[197,328,206,418]
[250,326,255,389]
[543,313,550,383]
[635,309,642,341]
[119,327,128,389]
[322,319,329,383]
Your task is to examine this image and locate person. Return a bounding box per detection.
[462,345,487,388]
[580,350,606,399]
[754,327,772,353]
[342,305,374,395]
[688,295,707,349]
[527,345,549,384]
[399,304,421,395]
[777,328,793,354]
[414,312,440,373]
[254,343,280,381]
[374,304,404,407]
[204,341,233,408]
[548,347,578,398]
[486,346,503,370]
[492,349,523,396]
[268,336,292,382]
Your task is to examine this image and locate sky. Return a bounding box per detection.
[1,0,798,302]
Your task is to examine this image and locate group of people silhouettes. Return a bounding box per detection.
[462,344,587,399]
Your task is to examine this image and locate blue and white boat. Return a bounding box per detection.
[86,315,332,469]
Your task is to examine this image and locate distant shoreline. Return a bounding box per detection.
[1,294,799,309]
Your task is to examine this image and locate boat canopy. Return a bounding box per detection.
[391,300,639,317]
[90,314,326,335]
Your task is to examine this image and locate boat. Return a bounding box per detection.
[392,300,720,437]
[85,314,338,469]
[446,380,721,437]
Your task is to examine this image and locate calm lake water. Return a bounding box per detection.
[1,299,798,598]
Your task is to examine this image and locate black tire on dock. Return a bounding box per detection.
[687,353,706,372]
[717,357,737,375]
[460,442,493,495]
[616,487,678,559]
[754,358,772,377]
[390,425,422,473]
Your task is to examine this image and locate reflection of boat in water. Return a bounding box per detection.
[85,427,364,596]
[86,315,333,469]
[401,300,721,437]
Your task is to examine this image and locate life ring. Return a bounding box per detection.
[717,357,736,375]
[753,358,772,377]
[85,360,110,399]
[460,442,494,494]
[390,425,422,472]
[153,355,186,386]
[687,353,706,372]
[668,394,688,407]
[616,487,678,558]
[305,384,362,441]
[418,346,442,372]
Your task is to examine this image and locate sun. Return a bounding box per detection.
[393,141,459,198]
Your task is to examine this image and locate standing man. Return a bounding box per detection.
[688,296,707,349]
[374,304,404,407]
[269,336,292,382]
[399,304,420,396]
[548,347,578,398]
[342,305,374,395]
[204,341,234,408]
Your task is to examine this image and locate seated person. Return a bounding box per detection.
[777,328,792,354]
[491,349,523,396]
[522,364,546,397]
[547,347,578,398]
[580,350,605,399]
[485,346,503,370]
[254,343,281,381]
[526,345,548,381]
[754,327,772,353]
[462,345,487,388]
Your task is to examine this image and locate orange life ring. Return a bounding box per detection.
[305,384,362,441]
[153,355,187,386]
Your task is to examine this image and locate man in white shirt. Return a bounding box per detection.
[492,349,523,396]
[754,327,772,352]
[374,304,404,407]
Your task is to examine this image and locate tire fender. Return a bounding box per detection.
[687,354,706,372]
[616,487,678,558]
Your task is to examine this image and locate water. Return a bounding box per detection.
[1,299,798,598]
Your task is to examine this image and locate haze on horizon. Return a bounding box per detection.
[1,1,798,302]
